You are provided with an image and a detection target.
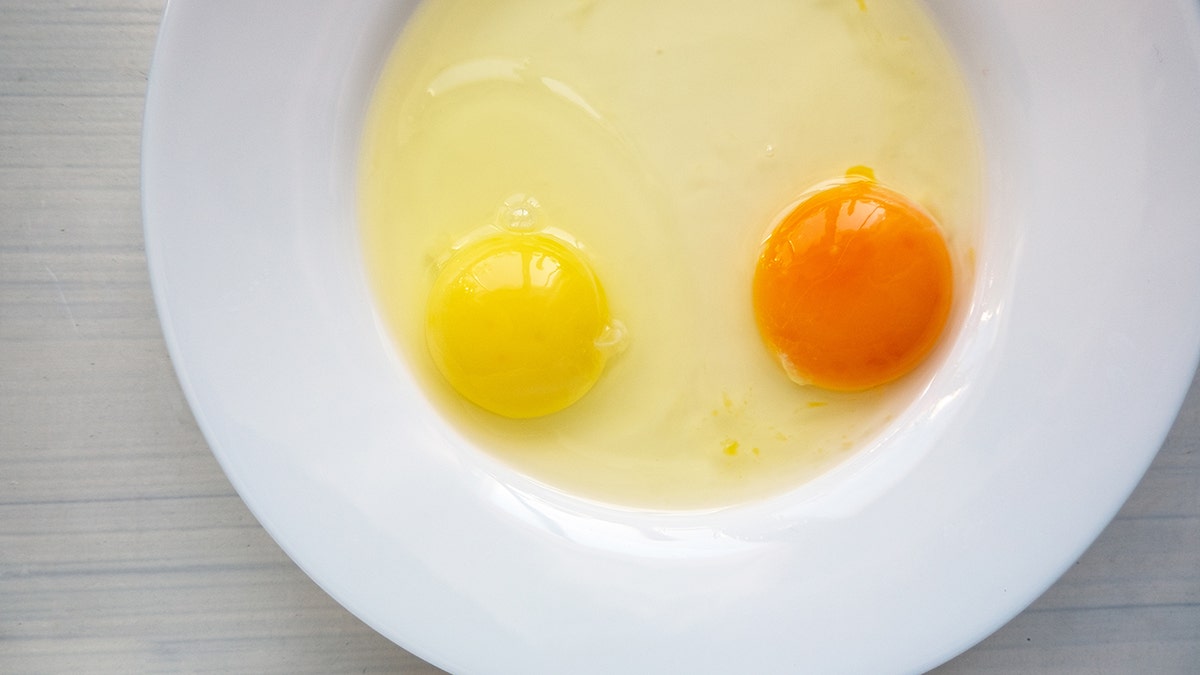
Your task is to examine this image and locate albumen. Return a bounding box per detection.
[359,0,981,509]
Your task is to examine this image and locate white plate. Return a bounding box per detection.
[141,1,1200,673]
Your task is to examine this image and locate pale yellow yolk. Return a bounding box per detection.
[425,232,614,419]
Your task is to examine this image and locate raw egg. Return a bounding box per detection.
[425,203,624,419]
[753,178,954,392]
[360,0,982,508]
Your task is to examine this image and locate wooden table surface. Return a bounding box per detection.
[2,2,1197,672]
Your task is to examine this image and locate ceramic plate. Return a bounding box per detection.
[142,1,1200,672]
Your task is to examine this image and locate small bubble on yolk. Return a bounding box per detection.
[752,179,954,391]
[426,231,617,419]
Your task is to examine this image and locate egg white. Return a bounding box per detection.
[360,0,982,509]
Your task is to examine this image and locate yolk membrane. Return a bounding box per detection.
[752,178,954,391]
[426,231,615,418]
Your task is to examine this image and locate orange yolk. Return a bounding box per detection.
[752,179,953,391]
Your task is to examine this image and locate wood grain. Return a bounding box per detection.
[1,1,1196,672]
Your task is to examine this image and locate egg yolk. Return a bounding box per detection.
[426,232,614,418]
[752,179,953,391]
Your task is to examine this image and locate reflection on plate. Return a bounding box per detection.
[142,1,1200,673]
